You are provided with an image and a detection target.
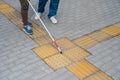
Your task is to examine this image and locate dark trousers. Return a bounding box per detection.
[38,0,59,18]
[19,0,29,25]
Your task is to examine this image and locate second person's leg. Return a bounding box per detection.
[35,0,48,19]
[48,0,59,23]
[48,0,60,18]
[38,0,48,13]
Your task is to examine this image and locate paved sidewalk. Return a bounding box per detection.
[0,0,120,80]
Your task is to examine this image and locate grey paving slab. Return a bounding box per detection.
[4,0,120,40]
[86,36,120,80]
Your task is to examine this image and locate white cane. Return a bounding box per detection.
[27,0,62,53]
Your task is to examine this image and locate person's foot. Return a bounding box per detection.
[50,16,57,24]
[23,25,33,35]
[28,23,32,27]
[35,12,41,20]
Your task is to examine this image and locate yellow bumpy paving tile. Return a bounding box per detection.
[84,71,113,80]
[44,54,71,70]
[88,31,110,42]
[33,44,58,59]
[63,47,90,62]
[73,36,98,49]
[67,59,99,80]
[57,37,76,50]
[101,26,120,36]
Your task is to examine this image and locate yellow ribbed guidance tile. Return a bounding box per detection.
[101,26,120,36]
[73,36,97,49]
[34,35,52,45]
[44,54,71,70]
[29,23,46,39]
[88,31,110,42]
[84,71,113,80]
[0,4,9,10]
[57,37,76,50]
[0,0,5,4]
[63,47,90,62]
[33,44,58,59]
[67,60,99,80]
[0,5,15,13]
[113,22,120,28]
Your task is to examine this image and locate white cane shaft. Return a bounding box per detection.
[27,0,54,41]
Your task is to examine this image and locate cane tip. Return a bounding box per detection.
[60,51,63,54]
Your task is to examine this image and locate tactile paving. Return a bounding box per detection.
[33,44,58,59]
[84,71,113,80]
[29,23,46,39]
[57,37,76,50]
[88,31,110,42]
[0,3,10,10]
[63,47,90,62]
[0,4,15,13]
[0,0,4,4]
[67,59,99,80]
[73,36,98,49]
[113,22,120,28]
[101,26,120,36]
[34,35,52,46]
[44,54,71,70]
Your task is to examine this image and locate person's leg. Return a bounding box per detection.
[48,0,59,18]
[19,0,33,34]
[35,0,48,20]
[38,0,48,13]
[19,0,29,25]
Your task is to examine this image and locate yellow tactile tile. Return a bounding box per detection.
[0,5,15,13]
[33,44,58,59]
[84,71,113,80]
[29,23,46,39]
[0,4,10,10]
[88,31,110,42]
[63,47,90,62]
[0,0,5,4]
[44,54,71,70]
[57,37,76,50]
[101,26,120,36]
[113,22,120,28]
[4,11,22,25]
[34,35,52,46]
[67,59,99,80]
[73,36,98,49]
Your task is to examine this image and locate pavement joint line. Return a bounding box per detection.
[0,0,119,79]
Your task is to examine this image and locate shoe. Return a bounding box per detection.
[28,23,32,27]
[50,16,57,24]
[35,12,41,20]
[21,22,32,27]
[23,25,33,35]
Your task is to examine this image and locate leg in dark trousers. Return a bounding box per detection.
[19,0,29,25]
[19,0,33,35]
